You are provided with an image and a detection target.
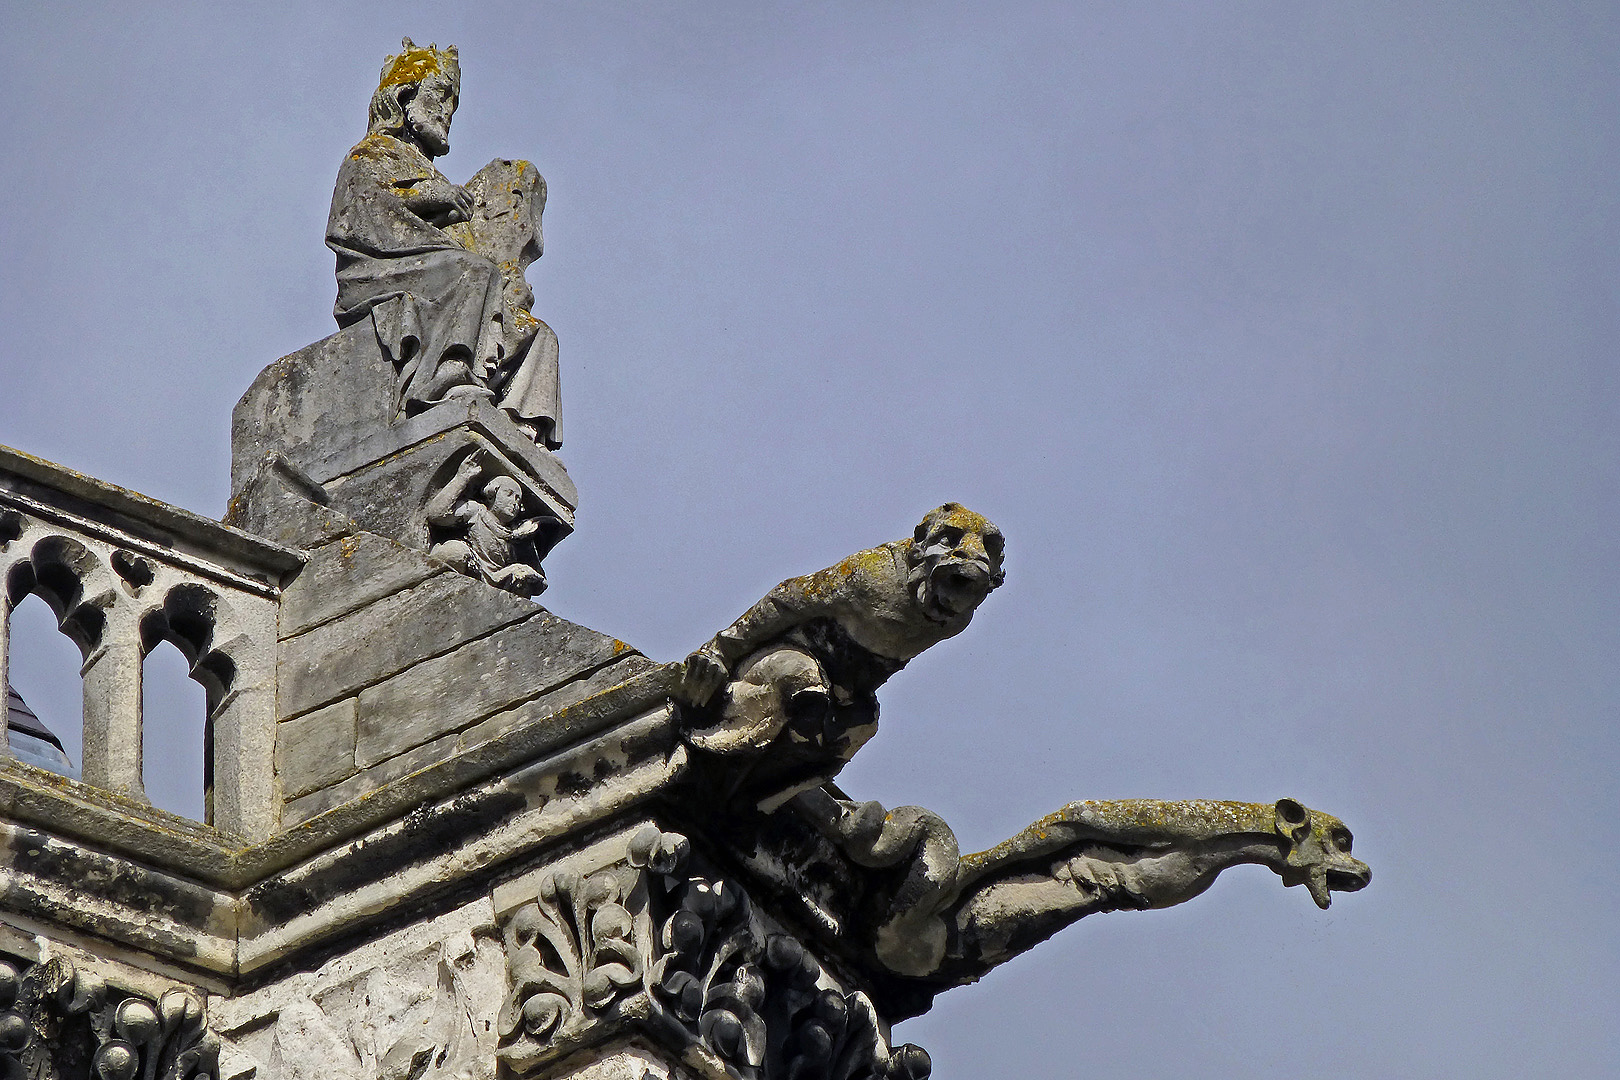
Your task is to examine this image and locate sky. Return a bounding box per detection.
[2,3,1617,1076]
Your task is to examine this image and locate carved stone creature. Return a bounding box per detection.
[425,453,549,596]
[681,504,1004,802]
[328,39,562,447]
[795,791,1370,981]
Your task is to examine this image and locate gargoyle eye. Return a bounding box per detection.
[1331,828,1353,853]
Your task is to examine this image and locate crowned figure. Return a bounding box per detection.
[326,39,562,448]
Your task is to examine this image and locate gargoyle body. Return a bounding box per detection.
[681,504,1004,802]
[794,791,1370,982]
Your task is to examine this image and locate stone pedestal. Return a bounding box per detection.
[229,307,576,564]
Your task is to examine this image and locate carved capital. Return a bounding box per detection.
[493,825,929,1080]
[0,956,216,1080]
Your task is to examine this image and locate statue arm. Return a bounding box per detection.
[392,174,473,227]
[425,457,483,526]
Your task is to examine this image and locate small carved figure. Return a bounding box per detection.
[681,504,1004,801]
[327,39,562,447]
[426,455,549,596]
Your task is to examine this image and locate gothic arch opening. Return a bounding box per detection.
[140,640,208,821]
[5,592,84,779]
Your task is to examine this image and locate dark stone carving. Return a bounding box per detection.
[328,39,561,448]
[0,511,24,548]
[110,551,154,595]
[680,504,1004,804]
[0,957,216,1080]
[643,835,929,1080]
[494,826,930,1078]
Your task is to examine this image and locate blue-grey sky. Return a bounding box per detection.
[2,3,1617,1076]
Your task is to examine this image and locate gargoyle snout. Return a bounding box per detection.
[1274,798,1370,909]
[1326,856,1371,894]
[929,558,993,615]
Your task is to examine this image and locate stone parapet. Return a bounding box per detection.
[1,444,301,841]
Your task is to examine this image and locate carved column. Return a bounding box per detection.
[80,620,144,799]
[207,618,279,840]
[0,594,11,760]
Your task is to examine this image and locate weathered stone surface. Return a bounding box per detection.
[0,815,238,973]
[224,464,354,550]
[231,321,398,499]
[455,653,657,754]
[551,1046,707,1080]
[317,419,573,550]
[355,613,634,767]
[239,710,686,973]
[275,699,358,801]
[277,531,444,638]
[212,897,507,1080]
[279,570,541,719]
[280,728,458,828]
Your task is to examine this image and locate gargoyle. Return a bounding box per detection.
[794,789,1370,982]
[680,504,1004,804]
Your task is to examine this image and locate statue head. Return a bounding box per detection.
[482,476,524,523]
[906,503,1005,623]
[368,38,461,157]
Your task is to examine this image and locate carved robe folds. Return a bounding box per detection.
[328,135,562,447]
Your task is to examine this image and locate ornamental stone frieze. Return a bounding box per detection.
[0,36,1370,1080]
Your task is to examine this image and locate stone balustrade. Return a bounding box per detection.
[0,446,300,841]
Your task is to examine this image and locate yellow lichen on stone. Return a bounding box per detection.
[378,48,445,90]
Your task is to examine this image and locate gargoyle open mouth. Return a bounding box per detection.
[1327,867,1371,893]
[926,563,991,619]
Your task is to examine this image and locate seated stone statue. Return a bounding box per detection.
[327,39,562,448]
[426,454,549,597]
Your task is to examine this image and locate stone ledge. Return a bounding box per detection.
[0,662,683,891]
[2,443,304,590]
[0,663,688,983]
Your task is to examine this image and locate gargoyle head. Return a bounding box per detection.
[906,503,1005,625]
[1273,798,1371,908]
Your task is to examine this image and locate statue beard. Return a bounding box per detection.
[406,107,451,157]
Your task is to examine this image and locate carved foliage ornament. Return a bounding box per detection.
[0,957,215,1080]
[496,827,927,1080]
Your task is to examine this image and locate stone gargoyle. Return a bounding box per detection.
[679,503,1004,804]
[681,506,1370,995]
[793,789,1371,983]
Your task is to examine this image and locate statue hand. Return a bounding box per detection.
[443,184,474,225]
[680,647,730,707]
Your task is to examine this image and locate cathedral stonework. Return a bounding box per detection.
[0,41,1368,1080]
